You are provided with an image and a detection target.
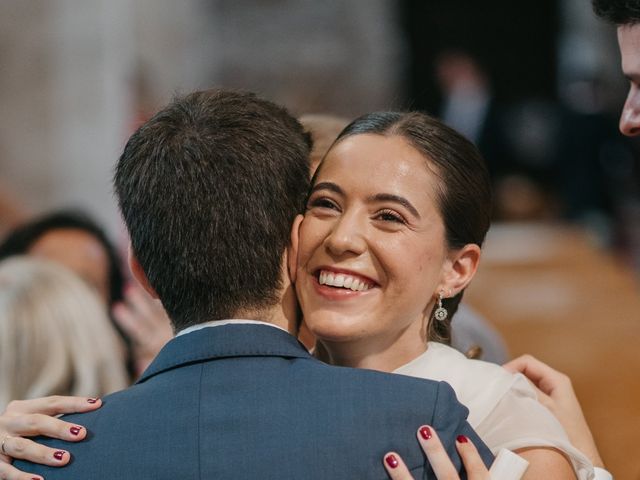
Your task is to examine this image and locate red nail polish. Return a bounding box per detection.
[87,398,98,404]
[385,454,399,469]
[53,450,65,461]
[456,435,468,443]
[419,426,432,440]
[70,426,82,436]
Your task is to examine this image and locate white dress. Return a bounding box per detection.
[394,342,594,480]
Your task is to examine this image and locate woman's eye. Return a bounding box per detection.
[308,197,338,211]
[375,209,405,224]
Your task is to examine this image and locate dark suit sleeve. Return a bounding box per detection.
[431,381,494,473]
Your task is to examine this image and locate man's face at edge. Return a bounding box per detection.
[618,23,640,136]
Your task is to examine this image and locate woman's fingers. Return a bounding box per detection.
[383,426,490,480]
[416,426,460,479]
[0,460,45,480]
[2,413,87,441]
[0,434,71,466]
[454,435,490,479]
[0,396,101,468]
[383,451,414,480]
[503,354,570,397]
[3,396,102,417]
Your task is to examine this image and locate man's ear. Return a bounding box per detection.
[128,244,159,299]
[439,244,481,297]
[287,214,304,284]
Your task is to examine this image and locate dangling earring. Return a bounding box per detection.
[434,292,448,322]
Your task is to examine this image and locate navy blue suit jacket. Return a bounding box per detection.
[18,324,493,479]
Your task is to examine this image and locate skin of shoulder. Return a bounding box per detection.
[516,446,576,480]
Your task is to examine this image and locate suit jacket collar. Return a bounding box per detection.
[137,323,312,384]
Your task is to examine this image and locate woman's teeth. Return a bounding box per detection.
[318,270,371,291]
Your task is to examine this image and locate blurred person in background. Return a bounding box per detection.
[0,210,124,308]
[0,182,28,238]
[595,0,640,140]
[0,257,128,410]
[0,210,172,377]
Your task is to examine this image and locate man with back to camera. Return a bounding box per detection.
[14,89,492,479]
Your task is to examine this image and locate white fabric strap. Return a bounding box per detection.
[593,467,613,480]
[489,449,529,480]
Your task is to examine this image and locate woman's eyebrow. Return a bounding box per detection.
[310,182,343,195]
[368,193,421,219]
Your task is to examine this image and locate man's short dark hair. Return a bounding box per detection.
[593,0,640,25]
[114,89,311,331]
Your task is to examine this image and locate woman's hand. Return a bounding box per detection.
[383,426,490,480]
[0,396,101,479]
[503,354,604,468]
[112,284,173,376]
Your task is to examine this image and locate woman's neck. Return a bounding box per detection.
[318,324,428,373]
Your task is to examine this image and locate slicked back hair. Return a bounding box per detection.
[326,111,492,345]
[114,89,311,331]
[593,0,640,25]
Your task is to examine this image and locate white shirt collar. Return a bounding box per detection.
[176,319,289,337]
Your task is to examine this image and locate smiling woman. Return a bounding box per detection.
[296,132,468,368]
[290,111,593,480]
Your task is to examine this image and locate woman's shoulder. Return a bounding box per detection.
[395,342,516,387]
[394,342,523,425]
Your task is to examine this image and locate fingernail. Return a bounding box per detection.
[419,426,432,440]
[87,398,98,404]
[385,454,399,469]
[70,426,82,436]
[456,435,468,443]
[53,450,65,460]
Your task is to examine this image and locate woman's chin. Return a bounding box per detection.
[307,321,359,343]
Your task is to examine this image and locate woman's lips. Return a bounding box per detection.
[310,267,378,299]
[318,269,373,291]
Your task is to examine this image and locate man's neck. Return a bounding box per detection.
[233,309,291,332]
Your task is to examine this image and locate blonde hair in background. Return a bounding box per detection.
[0,256,129,409]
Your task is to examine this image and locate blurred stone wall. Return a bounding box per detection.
[0,0,404,239]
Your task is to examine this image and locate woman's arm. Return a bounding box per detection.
[504,355,604,469]
[515,447,576,480]
[0,396,99,479]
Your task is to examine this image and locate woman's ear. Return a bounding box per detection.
[287,214,304,284]
[440,243,481,297]
[128,244,159,299]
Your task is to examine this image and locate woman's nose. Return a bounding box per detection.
[324,215,367,257]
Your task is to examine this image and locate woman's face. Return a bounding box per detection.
[28,228,111,304]
[294,133,456,347]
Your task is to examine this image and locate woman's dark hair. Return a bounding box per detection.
[327,111,492,344]
[0,210,124,306]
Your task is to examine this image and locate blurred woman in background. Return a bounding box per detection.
[0,257,128,409]
[0,209,173,377]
